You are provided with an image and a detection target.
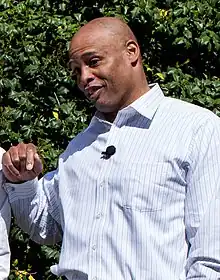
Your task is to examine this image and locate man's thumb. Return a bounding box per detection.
[33,153,43,175]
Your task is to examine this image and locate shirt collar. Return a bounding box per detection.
[92,83,165,124]
[129,83,165,120]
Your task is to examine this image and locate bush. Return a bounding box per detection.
[0,0,219,278]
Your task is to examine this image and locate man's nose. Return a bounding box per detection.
[78,66,95,90]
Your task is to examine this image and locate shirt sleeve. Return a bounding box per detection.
[0,148,11,279]
[185,113,220,278]
[4,169,63,245]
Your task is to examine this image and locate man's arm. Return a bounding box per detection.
[2,143,62,245]
[0,187,11,280]
[0,147,11,279]
[185,113,220,278]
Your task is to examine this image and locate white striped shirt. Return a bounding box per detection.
[0,148,11,280]
[5,83,220,279]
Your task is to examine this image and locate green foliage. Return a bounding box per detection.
[0,0,219,278]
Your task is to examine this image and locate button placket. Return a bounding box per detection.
[88,126,119,279]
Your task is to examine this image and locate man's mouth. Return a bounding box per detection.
[86,86,104,101]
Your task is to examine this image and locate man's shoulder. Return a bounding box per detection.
[158,96,220,136]
[163,96,219,120]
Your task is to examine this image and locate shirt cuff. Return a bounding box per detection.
[3,178,38,202]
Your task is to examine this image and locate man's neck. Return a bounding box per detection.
[103,112,117,123]
[102,83,150,123]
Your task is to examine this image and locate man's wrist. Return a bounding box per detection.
[4,177,28,184]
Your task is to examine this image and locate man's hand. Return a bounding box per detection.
[2,143,43,183]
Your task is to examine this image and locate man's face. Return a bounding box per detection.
[69,31,133,114]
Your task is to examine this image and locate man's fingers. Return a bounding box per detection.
[2,167,19,183]
[18,143,27,172]
[33,153,43,175]
[8,146,20,170]
[26,144,37,171]
[2,143,40,182]
[2,152,20,179]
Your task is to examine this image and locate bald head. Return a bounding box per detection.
[70,17,138,56]
[77,17,136,41]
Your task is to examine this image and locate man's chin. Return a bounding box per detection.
[95,102,118,120]
[95,102,114,113]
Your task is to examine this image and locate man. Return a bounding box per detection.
[2,17,220,279]
[0,147,11,279]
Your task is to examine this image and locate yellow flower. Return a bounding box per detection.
[159,9,168,18]
[53,111,59,120]
[28,275,35,280]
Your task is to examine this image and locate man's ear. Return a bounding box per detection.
[126,40,140,65]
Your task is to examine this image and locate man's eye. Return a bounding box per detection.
[89,58,100,67]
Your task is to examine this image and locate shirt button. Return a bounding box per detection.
[96,212,103,219]
[92,244,96,251]
[92,277,97,280]
[100,182,104,188]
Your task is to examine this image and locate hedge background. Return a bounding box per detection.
[0,0,219,278]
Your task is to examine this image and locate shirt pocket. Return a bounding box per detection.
[115,162,171,212]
